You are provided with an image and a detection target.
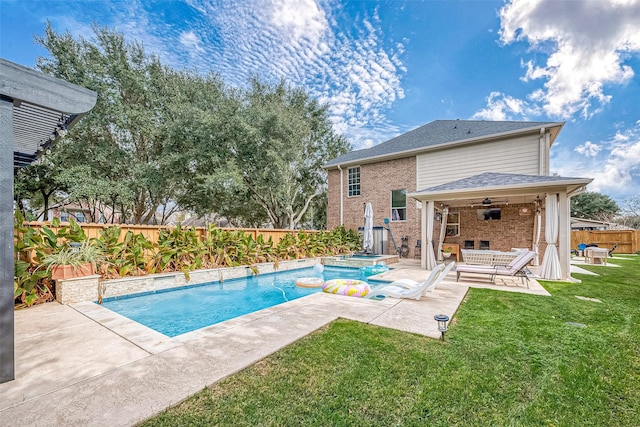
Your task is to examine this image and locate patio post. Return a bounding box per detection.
[425,200,437,270]
[0,96,15,383]
[558,191,571,280]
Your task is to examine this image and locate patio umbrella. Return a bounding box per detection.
[363,202,374,253]
[541,193,561,279]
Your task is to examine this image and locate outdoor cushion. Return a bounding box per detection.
[456,250,535,287]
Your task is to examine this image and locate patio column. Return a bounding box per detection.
[423,200,437,270]
[0,96,15,383]
[558,191,571,280]
[532,206,542,266]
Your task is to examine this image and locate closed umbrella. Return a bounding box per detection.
[363,202,374,253]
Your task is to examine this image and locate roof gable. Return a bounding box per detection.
[325,119,563,168]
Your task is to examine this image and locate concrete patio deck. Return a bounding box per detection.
[1,260,549,426]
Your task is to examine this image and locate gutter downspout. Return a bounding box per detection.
[539,127,546,175]
[545,129,551,175]
[337,165,344,225]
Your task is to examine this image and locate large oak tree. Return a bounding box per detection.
[20,24,350,228]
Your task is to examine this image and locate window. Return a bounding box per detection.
[348,167,360,197]
[74,211,86,223]
[391,189,407,221]
[60,211,69,222]
[445,212,460,236]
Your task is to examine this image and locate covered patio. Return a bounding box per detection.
[410,172,593,281]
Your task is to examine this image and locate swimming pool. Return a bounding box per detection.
[101,266,368,337]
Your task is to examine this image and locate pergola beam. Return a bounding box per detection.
[0,97,14,383]
[0,58,96,384]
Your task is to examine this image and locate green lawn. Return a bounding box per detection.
[141,256,640,426]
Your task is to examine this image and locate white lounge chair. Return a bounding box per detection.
[384,261,456,294]
[367,263,451,301]
[455,250,535,287]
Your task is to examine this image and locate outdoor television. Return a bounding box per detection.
[477,208,501,220]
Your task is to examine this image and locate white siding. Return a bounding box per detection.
[416,134,541,189]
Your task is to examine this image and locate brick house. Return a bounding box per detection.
[324,120,593,280]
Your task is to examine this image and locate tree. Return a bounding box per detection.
[14,154,66,220]
[35,23,198,224]
[30,24,349,228]
[571,192,620,221]
[617,197,640,229]
[229,78,350,229]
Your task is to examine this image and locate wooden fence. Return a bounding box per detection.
[21,221,320,245]
[571,230,640,254]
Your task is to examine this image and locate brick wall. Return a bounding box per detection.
[441,203,547,253]
[327,157,421,257]
[327,159,549,258]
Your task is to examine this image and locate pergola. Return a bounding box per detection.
[0,58,96,383]
[409,172,593,281]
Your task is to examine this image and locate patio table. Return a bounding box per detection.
[585,247,608,265]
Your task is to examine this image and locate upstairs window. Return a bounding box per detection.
[74,211,86,223]
[348,167,360,197]
[391,189,406,221]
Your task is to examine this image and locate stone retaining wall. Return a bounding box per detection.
[55,258,321,304]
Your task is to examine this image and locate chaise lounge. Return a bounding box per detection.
[455,250,536,287]
[367,262,454,300]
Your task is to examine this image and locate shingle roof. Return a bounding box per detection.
[414,172,590,193]
[324,119,562,167]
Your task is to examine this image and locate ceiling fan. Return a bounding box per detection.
[469,198,509,207]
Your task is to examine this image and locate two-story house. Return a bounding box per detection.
[324,120,593,280]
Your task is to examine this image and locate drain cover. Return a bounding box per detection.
[575,296,602,303]
[566,321,586,328]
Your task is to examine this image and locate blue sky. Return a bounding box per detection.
[1,0,639,205]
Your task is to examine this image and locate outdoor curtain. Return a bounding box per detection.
[437,207,448,261]
[540,193,561,279]
[533,206,541,266]
[426,201,437,269]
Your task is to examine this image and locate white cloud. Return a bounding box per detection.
[179,31,205,53]
[498,0,640,119]
[574,141,602,157]
[176,0,405,149]
[472,91,534,120]
[552,124,640,199]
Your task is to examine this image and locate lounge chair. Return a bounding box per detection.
[384,261,455,293]
[367,263,450,301]
[455,250,536,287]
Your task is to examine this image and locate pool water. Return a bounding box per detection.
[101,266,367,337]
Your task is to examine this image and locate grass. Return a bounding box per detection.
[141,256,640,426]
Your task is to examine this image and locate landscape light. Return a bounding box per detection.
[434,314,450,341]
